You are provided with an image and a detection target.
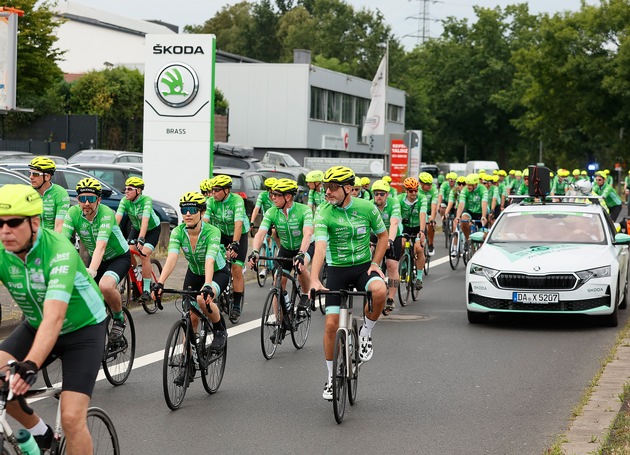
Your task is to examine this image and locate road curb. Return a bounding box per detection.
[561,335,630,453]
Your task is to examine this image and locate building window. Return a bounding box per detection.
[355,98,369,128]
[326,91,341,123]
[310,87,326,120]
[387,104,403,123]
[341,94,354,125]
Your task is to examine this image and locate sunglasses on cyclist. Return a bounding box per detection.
[323,182,344,192]
[181,206,199,215]
[29,171,44,177]
[406,189,418,193]
[78,195,98,203]
[458,182,465,186]
[270,191,285,197]
[373,191,387,197]
[124,187,138,192]
[0,217,28,228]
[211,187,225,193]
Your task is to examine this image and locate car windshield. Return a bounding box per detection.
[488,211,607,245]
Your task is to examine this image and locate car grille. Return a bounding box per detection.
[469,294,610,312]
[495,273,577,290]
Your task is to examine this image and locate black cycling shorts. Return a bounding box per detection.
[129,226,161,250]
[95,250,131,285]
[277,243,315,273]
[0,320,106,397]
[220,234,248,265]
[183,265,230,296]
[325,262,384,309]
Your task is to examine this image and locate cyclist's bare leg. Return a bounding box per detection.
[428,224,435,246]
[99,275,122,314]
[365,278,386,320]
[461,215,472,240]
[385,259,398,301]
[323,313,340,360]
[195,296,221,324]
[414,237,426,271]
[232,263,244,294]
[138,246,153,290]
[296,259,311,296]
[59,391,92,455]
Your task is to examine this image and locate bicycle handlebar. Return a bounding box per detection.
[153,288,201,308]
[128,240,147,257]
[309,288,373,313]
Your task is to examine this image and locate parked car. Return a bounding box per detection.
[68,163,142,189]
[213,154,262,171]
[0,154,68,165]
[258,168,308,204]
[466,191,630,327]
[0,167,30,186]
[0,163,177,233]
[0,151,30,158]
[68,149,143,167]
[212,167,264,217]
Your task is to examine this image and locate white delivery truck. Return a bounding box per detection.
[466,160,499,175]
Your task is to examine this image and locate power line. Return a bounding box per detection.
[405,0,443,45]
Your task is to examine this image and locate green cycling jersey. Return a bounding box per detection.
[205,192,250,236]
[116,194,161,231]
[167,221,226,275]
[40,183,70,230]
[308,188,325,209]
[62,204,129,260]
[593,183,622,207]
[459,184,488,213]
[375,196,402,235]
[0,228,106,334]
[260,202,313,251]
[397,193,428,228]
[255,191,274,214]
[313,197,386,267]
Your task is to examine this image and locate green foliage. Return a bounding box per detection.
[215,88,229,115]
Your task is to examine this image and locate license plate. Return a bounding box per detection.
[512,292,559,304]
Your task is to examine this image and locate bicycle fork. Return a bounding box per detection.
[338,308,353,378]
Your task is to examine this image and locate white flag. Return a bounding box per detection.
[361,53,387,137]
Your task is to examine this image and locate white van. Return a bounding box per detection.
[466,160,499,175]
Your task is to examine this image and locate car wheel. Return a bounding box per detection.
[467,310,489,324]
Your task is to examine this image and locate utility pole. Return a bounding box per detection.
[406,0,441,45]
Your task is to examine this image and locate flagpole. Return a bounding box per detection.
[384,41,389,176]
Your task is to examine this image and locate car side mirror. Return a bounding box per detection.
[470,231,485,243]
[614,233,630,244]
[102,188,112,198]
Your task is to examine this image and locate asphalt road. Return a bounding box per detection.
[19,241,628,455]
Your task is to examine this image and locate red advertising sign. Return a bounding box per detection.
[390,139,409,192]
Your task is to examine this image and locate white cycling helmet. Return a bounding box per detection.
[575,179,592,195]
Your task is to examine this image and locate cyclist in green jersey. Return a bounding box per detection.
[28,157,69,233]
[480,174,498,227]
[359,176,373,200]
[152,192,229,356]
[382,175,398,198]
[453,174,488,248]
[398,177,428,289]
[115,177,161,302]
[306,170,325,213]
[250,177,277,226]
[418,172,438,256]
[249,179,314,341]
[0,184,107,455]
[62,178,131,341]
[372,180,402,315]
[204,174,250,322]
[437,172,457,221]
[200,178,214,201]
[594,171,622,221]
[550,169,570,198]
[351,176,362,198]
[310,166,388,400]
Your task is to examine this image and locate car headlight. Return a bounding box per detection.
[576,266,611,283]
[469,263,500,281]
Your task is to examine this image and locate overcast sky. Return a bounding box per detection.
[68,0,595,49]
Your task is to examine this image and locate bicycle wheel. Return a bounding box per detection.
[317,264,328,315]
[260,289,281,359]
[139,259,162,314]
[463,239,471,265]
[449,231,461,270]
[256,243,269,287]
[63,407,120,455]
[42,356,63,388]
[102,307,135,386]
[201,322,228,394]
[347,318,359,405]
[397,253,411,307]
[117,274,132,309]
[332,330,348,424]
[423,239,431,276]
[410,261,419,301]
[291,303,311,349]
[162,320,189,410]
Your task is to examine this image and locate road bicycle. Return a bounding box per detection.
[398,233,419,307]
[462,219,486,266]
[422,226,431,276]
[258,256,312,359]
[310,262,328,315]
[157,289,227,410]
[449,220,466,270]
[0,363,120,454]
[310,288,372,424]
[42,306,136,388]
[118,244,163,314]
[442,214,454,249]
[216,258,240,324]
[255,230,279,288]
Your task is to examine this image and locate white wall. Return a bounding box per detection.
[216,64,310,148]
